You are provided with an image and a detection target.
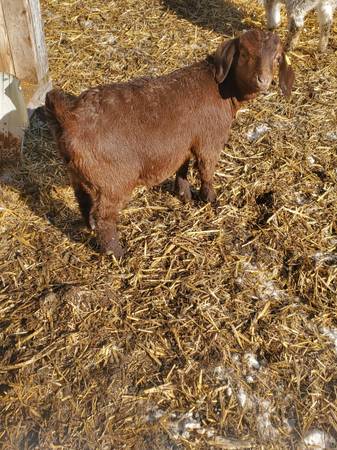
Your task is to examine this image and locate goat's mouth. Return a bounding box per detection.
[236,78,271,99]
[257,84,271,93]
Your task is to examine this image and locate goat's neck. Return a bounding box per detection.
[220,75,258,115]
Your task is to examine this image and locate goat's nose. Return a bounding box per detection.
[256,75,270,90]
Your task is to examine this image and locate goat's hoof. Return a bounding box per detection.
[200,187,216,203]
[175,179,192,203]
[101,240,125,259]
[88,215,96,231]
[179,189,192,203]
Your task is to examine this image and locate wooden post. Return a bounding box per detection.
[0,0,51,112]
[0,0,50,168]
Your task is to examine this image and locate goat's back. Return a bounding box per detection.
[48,62,233,188]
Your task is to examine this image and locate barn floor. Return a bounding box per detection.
[1,0,337,448]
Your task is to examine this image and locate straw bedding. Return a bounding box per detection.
[0,0,336,448]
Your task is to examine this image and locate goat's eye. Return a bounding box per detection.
[240,50,248,60]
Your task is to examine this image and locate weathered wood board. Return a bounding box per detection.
[0,0,51,111]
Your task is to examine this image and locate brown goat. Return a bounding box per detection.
[45,29,294,258]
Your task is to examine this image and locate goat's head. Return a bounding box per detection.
[213,29,294,99]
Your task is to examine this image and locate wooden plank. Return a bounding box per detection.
[0,0,37,82]
[0,0,48,84]
[25,0,49,82]
[0,2,15,75]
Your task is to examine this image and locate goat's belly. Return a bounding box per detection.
[139,150,189,187]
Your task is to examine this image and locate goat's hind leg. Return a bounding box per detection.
[174,159,192,202]
[94,195,125,258]
[74,183,95,230]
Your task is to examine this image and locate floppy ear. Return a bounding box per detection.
[279,52,295,97]
[213,38,238,84]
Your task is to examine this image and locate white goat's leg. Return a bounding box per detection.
[317,1,334,52]
[264,0,282,29]
[285,12,304,50]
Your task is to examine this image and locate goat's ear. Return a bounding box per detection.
[213,38,238,84]
[279,52,295,97]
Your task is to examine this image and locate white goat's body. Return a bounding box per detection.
[262,0,337,50]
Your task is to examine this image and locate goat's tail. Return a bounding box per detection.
[45,88,76,132]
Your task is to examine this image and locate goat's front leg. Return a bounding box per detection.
[264,0,282,29]
[174,159,192,202]
[285,13,304,50]
[317,2,334,52]
[95,197,124,258]
[197,155,217,203]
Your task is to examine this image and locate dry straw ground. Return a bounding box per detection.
[1,0,337,448]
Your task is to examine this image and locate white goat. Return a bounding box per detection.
[262,0,337,51]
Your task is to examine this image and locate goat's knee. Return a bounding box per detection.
[317,3,334,52]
